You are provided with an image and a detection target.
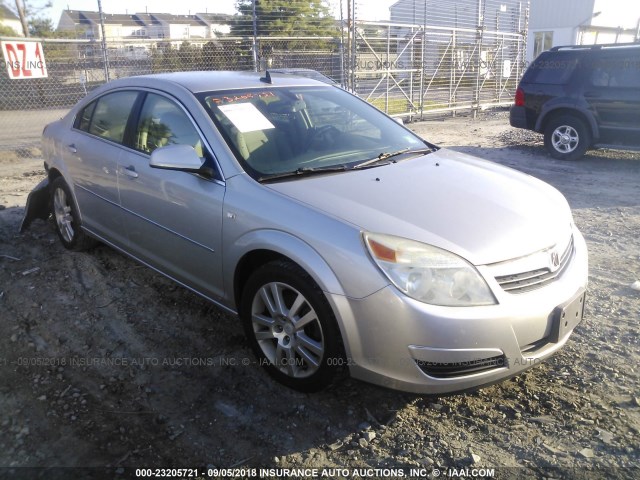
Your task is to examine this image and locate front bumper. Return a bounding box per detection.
[329,227,588,394]
[20,177,50,233]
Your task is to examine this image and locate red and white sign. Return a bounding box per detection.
[1,41,48,79]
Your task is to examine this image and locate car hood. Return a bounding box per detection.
[266,148,573,266]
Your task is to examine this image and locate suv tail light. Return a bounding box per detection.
[514,88,525,107]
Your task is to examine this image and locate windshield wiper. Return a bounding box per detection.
[258,165,348,182]
[353,146,436,169]
[258,146,436,182]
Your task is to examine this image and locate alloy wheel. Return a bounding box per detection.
[251,281,325,378]
[551,125,579,154]
[53,186,75,243]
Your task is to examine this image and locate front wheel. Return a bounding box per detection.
[50,177,96,251]
[544,115,591,160]
[240,260,344,392]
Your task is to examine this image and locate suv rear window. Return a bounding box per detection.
[523,52,578,85]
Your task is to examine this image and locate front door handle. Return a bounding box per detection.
[67,144,77,154]
[122,165,139,179]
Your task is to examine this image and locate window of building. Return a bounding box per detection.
[533,31,554,58]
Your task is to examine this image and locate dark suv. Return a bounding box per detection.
[510,43,640,160]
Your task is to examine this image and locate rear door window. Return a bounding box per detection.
[76,101,96,132]
[589,55,640,88]
[84,91,139,144]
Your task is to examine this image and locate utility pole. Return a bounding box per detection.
[97,0,110,81]
[339,0,345,87]
[14,0,29,37]
[346,0,351,90]
[350,0,356,92]
[252,0,258,71]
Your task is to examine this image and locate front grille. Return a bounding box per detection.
[416,355,507,379]
[496,236,574,294]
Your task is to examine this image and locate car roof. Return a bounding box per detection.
[548,42,640,53]
[105,70,329,94]
[266,68,336,85]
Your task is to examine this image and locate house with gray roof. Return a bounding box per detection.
[195,13,234,38]
[0,3,24,36]
[57,10,223,41]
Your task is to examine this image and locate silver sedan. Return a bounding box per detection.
[23,71,588,393]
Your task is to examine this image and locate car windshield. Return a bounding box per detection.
[198,86,428,180]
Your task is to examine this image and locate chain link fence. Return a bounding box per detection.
[0,0,529,155]
[0,35,342,154]
[348,21,526,119]
[344,0,528,119]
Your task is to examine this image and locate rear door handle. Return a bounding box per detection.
[122,165,139,179]
[67,144,77,153]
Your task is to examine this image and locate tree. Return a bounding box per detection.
[3,0,52,37]
[0,22,18,36]
[0,23,18,36]
[233,0,337,39]
[201,39,253,70]
[13,0,28,36]
[28,16,60,37]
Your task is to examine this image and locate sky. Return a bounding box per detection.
[44,0,397,25]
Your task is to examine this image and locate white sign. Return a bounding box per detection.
[218,103,275,133]
[503,60,512,79]
[1,41,48,79]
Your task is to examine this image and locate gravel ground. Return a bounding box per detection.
[0,110,639,479]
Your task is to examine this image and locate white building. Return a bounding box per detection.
[57,11,148,40]
[57,10,226,59]
[390,0,527,30]
[389,0,527,77]
[528,0,640,61]
[196,13,233,38]
[0,3,24,36]
[145,14,209,41]
[57,10,224,42]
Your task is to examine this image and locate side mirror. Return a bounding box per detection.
[393,117,404,125]
[150,144,205,172]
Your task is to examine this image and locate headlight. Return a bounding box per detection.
[363,233,496,307]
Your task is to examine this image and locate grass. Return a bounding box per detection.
[367,97,410,115]
[367,97,453,115]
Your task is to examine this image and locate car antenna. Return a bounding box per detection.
[260,70,272,84]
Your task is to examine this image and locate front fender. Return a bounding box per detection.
[224,229,361,364]
[20,178,50,233]
[225,229,347,299]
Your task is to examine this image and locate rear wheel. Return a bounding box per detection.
[240,260,344,392]
[544,115,591,160]
[50,177,96,251]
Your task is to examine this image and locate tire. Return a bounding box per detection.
[240,259,344,392]
[50,177,96,251]
[543,114,591,160]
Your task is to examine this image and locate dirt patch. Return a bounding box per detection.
[1,111,639,478]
